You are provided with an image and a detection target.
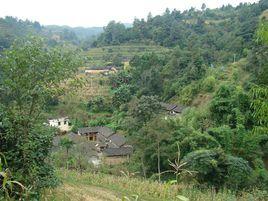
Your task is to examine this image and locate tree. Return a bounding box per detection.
[109,71,132,89]
[88,96,106,112]
[207,126,233,153]
[143,118,172,182]
[0,37,80,197]
[225,155,252,190]
[250,86,268,135]
[201,3,207,11]
[131,95,161,124]
[179,132,221,157]
[112,84,132,107]
[210,84,235,124]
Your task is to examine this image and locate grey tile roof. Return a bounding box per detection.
[78,126,114,137]
[78,127,99,134]
[172,105,185,113]
[160,102,177,111]
[103,146,133,157]
[108,134,126,147]
[160,102,185,113]
[98,126,114,138]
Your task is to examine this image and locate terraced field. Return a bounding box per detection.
[86,44,170,67]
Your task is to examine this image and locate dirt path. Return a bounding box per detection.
[57,184,121,201]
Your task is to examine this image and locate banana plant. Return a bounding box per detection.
[161,143,196,183]
[0,153,26,199]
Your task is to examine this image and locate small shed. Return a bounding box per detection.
[160,102,185,115]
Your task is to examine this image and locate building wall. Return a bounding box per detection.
[86,133,97,141]
[103,156,128,165]
[48,117,72,132]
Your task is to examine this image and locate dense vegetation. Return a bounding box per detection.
[0,38,81,199]
[0,0,268,200]
[89,0,268,193]
[95,1,267,63]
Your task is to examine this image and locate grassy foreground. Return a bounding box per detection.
[41,169,267,201]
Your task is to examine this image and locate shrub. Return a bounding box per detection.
[88,116,111,126]
[183,149,254,190]
[225,155,252,190]
[183,149,227,189]
[180,132,221,157]
[202,76,216,92]
[210,84,235,124]
[179,83,200,105]
[87,96,107,112]
[207,126,233,153]
[112,84,132,107]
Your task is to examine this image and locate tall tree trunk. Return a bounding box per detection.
[141,155,147,178]
[157,140,161,182]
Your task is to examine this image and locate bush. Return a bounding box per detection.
[207,126,233,153]
[87,96,107,112]
[210,84,235,124]
[180,132,221,157]
[202,76,216,92]
[179,83,200,105]
[112,84,132,107]
[225,155,252,190]
[183,149,254,190]
[183,149,227,189]
[88,116,111,126]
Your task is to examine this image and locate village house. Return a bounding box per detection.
[48,117,72,133]
[78,126,115,142]
[77,126,133,164]
[102,146,133,165]
[160,102,185,115]
[85,66,117,76]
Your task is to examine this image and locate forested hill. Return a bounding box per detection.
[0,16,103,50]
[94,1,268,63]
[0,16,42,50]
[45,25,103,40]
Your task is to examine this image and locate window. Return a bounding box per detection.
[64,121,67,125]
[58,122,61,126]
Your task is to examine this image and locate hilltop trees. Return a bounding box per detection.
[94,2,267,64]
[94,21,127,46]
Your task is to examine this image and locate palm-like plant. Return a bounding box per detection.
[59,137,75,155]
[161,143,196,184]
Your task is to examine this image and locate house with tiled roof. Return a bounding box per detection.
[77,126,133,161]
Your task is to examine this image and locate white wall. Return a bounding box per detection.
[48,117,72,132]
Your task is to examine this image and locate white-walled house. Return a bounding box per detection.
[48,117,72,132]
